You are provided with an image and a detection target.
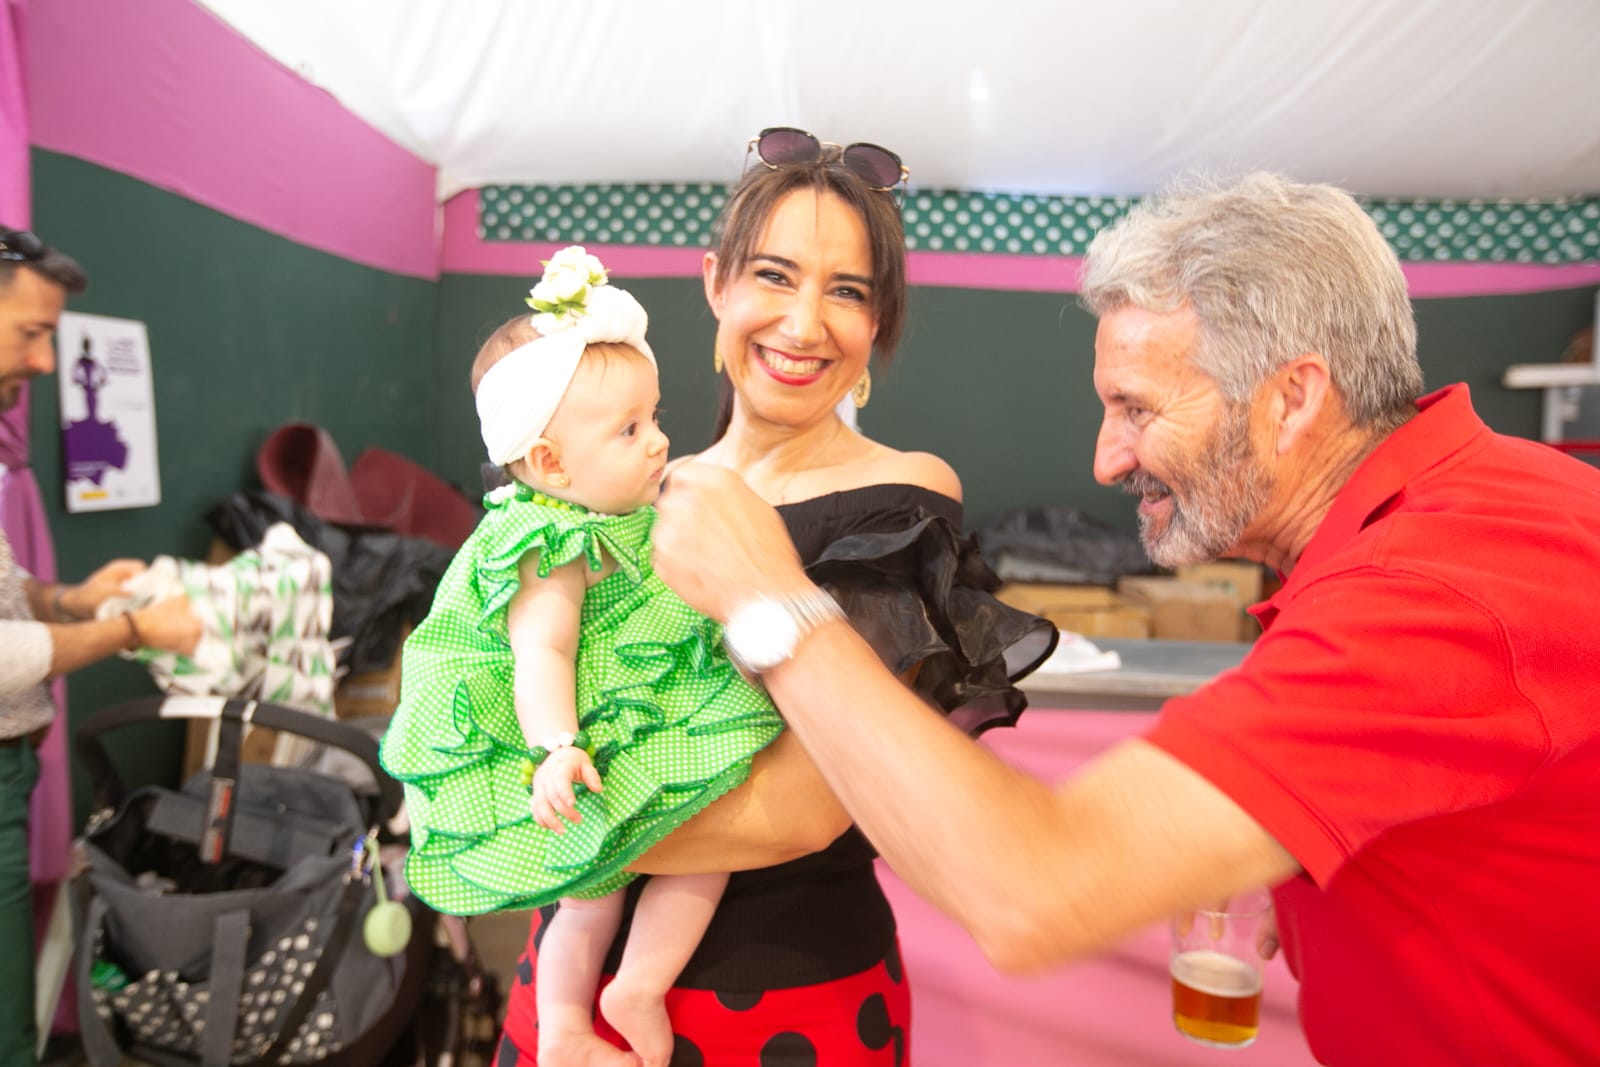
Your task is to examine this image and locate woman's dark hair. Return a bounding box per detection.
[709,157,909,440]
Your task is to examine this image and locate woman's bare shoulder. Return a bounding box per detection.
[862,444,962,502]
[666,446,724,476]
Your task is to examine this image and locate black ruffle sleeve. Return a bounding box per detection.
[789,485,1058,737]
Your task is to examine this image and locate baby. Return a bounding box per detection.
[381,247,784,1066]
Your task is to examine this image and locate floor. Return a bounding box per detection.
[416,907,533,1067]
[468,907,534,1003]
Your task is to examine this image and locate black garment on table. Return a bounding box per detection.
[207,489,455,673]
[579,483,1058,990]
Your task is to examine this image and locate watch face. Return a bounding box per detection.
[724,597,802,673]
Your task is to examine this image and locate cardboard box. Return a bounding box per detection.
[1116,576,1239,642]
[182,717,283,780]
[1176,562,1263,605]
[1177,562,1266,640]
[996,583,1151,639]
[333,628,410,721]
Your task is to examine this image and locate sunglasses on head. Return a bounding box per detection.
[746,127,909,194]
[0,229,46,263]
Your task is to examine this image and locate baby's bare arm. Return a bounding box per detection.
[508,554,595,827]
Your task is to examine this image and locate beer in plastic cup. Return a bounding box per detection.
[1169,889,1272,1048]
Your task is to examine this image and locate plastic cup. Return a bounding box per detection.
[1169,889,1272,1048]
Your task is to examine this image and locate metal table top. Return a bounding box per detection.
[1019,636,1252,711]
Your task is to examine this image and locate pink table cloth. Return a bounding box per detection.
[876,709,1319,1066]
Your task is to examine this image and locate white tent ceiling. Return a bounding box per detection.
[197,0,1600,202]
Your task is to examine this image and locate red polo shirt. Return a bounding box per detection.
[1147,385,1600,1066]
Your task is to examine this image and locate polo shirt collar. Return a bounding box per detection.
[1252,383,1488,630]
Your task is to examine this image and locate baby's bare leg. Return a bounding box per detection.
[598,872,728,1067]
[537,894,638,1065]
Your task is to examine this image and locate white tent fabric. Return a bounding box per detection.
[196,0,1600,202]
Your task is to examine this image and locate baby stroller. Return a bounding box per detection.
[68,695,485,1067]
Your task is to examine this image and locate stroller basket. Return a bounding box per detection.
[72,696,429,1067]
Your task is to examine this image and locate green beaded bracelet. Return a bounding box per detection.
[529,728,592,768]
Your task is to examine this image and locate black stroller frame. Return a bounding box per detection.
[70,696,495,1067]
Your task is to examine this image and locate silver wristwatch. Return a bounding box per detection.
[721,588,845,675]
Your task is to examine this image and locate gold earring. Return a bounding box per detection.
[551,473,569,488]
[713,347,724,375]
[853,368,872,409]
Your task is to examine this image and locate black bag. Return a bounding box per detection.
[73,698,417,1067]
[977,505,1156,585]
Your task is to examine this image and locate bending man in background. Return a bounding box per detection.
[1,226,197,1067]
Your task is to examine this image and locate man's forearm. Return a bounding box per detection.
[760,619,1300,972]
[759,620,1090,961]
[23,576,90,622]
[45,614,139,677]
[0,611,137,694]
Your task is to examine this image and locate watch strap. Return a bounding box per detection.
[780,587,846,637]
[724,587,846,675]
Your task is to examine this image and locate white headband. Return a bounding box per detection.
[476,252,656,466]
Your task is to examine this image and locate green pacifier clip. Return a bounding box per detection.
[358,831,413,958]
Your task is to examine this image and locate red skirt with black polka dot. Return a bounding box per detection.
[497,942,910,1066]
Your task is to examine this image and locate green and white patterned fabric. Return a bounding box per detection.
[379,487,782,916]
[481,183,1600,264]
[97,523,337,714]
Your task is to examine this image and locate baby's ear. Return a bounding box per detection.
[523,439,566,485]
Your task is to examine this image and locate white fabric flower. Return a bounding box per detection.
[546,245,608,287]
[527,310,565,334]
[486,483,519,505]
[525,245,613,330]
[548,267,591,304]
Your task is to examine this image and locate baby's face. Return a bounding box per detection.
[544,349,669,514]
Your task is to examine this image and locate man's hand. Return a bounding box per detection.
[133,595,201,656]
[652,463,807,623]
[60,558,145,618]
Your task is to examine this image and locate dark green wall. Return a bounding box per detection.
[437,273,1596,529]
[29,151,441,818]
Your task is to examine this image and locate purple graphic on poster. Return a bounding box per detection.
[64,336,129,485]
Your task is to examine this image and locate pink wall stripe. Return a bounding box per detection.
[442,192,1600,298]
[1,0,29,227]
[1397,261,1600,298]
[27,0,440,279]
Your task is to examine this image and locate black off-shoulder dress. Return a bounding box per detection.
[503,484,1057,1062]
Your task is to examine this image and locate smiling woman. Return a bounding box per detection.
[495,136,1056,1067]
[706,187,882,478]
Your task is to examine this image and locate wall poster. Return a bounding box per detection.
[55,311,162,512]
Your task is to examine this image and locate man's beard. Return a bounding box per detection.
[1123,404,1273,568]
[0,377,26,412]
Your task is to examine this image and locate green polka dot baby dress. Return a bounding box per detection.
[380,487,783,915]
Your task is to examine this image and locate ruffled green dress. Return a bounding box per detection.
[379,488,783,916]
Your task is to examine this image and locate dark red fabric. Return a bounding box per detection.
[350,446,477,549]
[256,423,476,548]
[256,422,367,525]
[498,938,910,1066]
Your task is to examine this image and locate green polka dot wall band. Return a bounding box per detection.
[480,184,1600,264]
